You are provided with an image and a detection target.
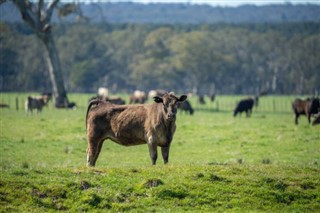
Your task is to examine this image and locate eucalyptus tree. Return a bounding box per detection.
[11,0,69,107]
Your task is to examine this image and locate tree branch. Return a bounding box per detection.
[38,0,44,21]
[12,0,38,29]
[44,0,60,23]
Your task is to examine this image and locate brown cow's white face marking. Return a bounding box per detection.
[154,93,187,121]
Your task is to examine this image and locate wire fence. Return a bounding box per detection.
[186,96,297,114]
[0,93,301,114]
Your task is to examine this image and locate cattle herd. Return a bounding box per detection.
[1,88,319,167]
[83,89,319,166]
[1,88,319,126]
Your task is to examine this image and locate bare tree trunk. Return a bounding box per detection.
[41,33,68,107]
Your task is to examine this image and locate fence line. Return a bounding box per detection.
[192,96,295,113]
[0,93,300,114]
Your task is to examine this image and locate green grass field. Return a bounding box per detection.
[1,93,319,212]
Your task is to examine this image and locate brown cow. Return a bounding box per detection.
[89,96,126,105]
[292,98,320,125]
[86,92,187,167]
[129,90,147,104]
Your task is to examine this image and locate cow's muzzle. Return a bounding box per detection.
[167,113,176,121]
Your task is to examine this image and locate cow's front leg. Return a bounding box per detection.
[307,113,311,124]
[295,113,299,125]
[161,146,170,164]
[147,140,158,165]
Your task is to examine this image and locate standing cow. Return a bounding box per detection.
[233,98,254,117]
[25,95,50,114]
[86,92,187,167]
[292,97,320,125]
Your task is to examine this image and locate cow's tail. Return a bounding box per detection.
[86,99,106,130]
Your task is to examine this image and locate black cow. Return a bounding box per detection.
[178,100,194,115]
[198,95,206,105]
[234,98,254,117]
[312,113,320,126]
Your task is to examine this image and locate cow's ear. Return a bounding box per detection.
[178,95,187,102]
[153,96,163,103]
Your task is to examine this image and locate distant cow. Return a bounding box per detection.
[292,98,320,125]
[0,103,9,108]
[312,113,320,126]
[25,95,50,114]
[234,98,254,117]
[89,96,125,105]
[98,87,109,99]
[106,97,125,105]
[209,94,215,102]
[129,90,147,104]
[198,95,206,105]
[86,92,187,167]
[55,101,77,109]
[178,100,194,115]
[148,89,166,99]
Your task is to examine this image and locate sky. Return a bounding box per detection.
[102,0,320,7]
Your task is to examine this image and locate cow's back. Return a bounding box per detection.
[87,103,151,146]
[111,105,148,145]
[237,98,254,111]
[292,99,307,114]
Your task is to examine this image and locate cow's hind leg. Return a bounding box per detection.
[161,146,170,164]
[87,135,104,167]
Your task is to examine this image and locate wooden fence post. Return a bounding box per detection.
[273,99,276,113]
[16,97,19,111]
[216,101,219,112]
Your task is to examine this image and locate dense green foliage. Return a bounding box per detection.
[0,93,319,212]
[1,22,320,94]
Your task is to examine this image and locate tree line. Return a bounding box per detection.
[1,2,320,24]
[1,22,319,95]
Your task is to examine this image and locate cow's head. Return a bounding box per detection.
[311,98,320,113]
[154,92,187,121]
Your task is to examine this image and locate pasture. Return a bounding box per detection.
[0,93,319,212]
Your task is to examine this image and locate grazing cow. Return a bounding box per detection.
[55,101,77,109]
[312,113,320,126]
[86,92,187,167]
[25,95,50,114]
[67,102,77,109]
[198,95,206,105]
[292,97,320,125]
[106,97,125,105]
[129,90,147,104]
[178,100,194,115]
[89,96,126,105]
[209,94,215,102]
[234,98,254,117]
[0,103,9,108]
